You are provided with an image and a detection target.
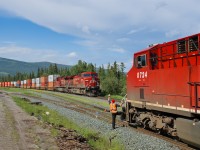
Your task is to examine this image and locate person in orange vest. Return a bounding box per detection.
[110,99,122,129]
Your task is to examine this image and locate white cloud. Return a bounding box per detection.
[0,44,80,65]
[110,48,126,53]
[1,0,200,71]
[165,30,180,38]
[117,38,130,42]
[82,25,90,34]
[127,27,146,35]
[66,52,77,58]
[0,45,31,54]
[1,0,200,37]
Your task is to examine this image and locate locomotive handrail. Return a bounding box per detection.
[187,82,200,85]
[187,82,200,113]
[149,51,200,60]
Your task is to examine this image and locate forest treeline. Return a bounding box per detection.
[0,60,126,96]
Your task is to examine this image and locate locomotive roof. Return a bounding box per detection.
[135,32,200,55]
[134,44,159,55]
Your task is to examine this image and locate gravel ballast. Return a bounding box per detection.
[26,94,180,150]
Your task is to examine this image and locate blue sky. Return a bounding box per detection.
[0,0,200,71]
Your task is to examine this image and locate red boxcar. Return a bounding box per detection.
[126,33,200,148]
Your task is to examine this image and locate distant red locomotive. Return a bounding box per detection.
[126,33,200,148]
[55,72,100,96]
[66,72,100,96]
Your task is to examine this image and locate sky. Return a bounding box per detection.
[0,0,200,71]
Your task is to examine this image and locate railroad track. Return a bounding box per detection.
[9,92,197,150]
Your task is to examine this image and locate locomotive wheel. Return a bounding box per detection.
[143,119,150,129]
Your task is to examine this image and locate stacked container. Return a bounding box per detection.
[26,79,32,89]
[16,80,21,88]
[14,81,17,87]
[36,78,40,89]
[11,81,14,87]
[40,76,48,90]
[48,75,60,90]
[20,81,24,88]
[32,78,36,89]
[23,80,27,88]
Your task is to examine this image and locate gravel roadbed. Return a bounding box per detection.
[27,95,180,150]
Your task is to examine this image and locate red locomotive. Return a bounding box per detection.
[55,72,100,96]
[126,33,200,148]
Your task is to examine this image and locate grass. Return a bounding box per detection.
[0,87,124,107]
[0,87,41,97]
[13,96,124,150]
[37,90,110,108]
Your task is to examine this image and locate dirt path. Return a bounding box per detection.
[0,92,58,150]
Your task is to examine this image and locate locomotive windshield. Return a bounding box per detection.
[83,73,98,78]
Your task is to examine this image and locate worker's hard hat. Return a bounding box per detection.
[108,94,110,97]
[111,99,115,103]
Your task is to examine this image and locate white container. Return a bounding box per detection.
[48,75,54,82]
[32,78,36,83]
[24,80,27,84]
[21,81,24,85]
[14,81,17,86]
[36,78,40,87]
[48,75,60,82]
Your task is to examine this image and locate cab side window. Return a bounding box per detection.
[137,54,146,67]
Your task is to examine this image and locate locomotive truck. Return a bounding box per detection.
[126,33,200,148]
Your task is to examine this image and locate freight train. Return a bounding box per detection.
[126,33,200,148]
[0,72,100,96]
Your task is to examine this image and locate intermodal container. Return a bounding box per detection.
[36,78,40,89]
[0,82,2,87]
[26,79,32,89]
[48,75,60,90]
[5,82,8,87]
[11,81,14,87]
[14,81,17,87]
[32,78,36,89]
[23,80,27,88]
[40,76,48,90]
[16,80,21,88]
[8,82,11,87]
[20,81,24,88]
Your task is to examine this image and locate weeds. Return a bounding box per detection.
[13,96,124,150]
